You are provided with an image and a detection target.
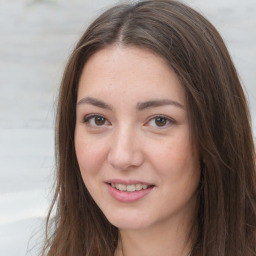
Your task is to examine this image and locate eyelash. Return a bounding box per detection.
[146,115,175,128]
[83,114,109,127]
[82,114,175,128]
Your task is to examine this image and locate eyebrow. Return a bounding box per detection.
[136,99,185,111]
[77,97,113,110]
[77,97,184,111]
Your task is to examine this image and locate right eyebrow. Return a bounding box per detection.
[76,97,113,110]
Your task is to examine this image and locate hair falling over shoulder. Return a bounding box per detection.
[41,1,256,255]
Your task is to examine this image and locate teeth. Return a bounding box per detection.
[135,184,142,190]
[118,184,126,191]
[127,184,136,192]
[111,183,150,192]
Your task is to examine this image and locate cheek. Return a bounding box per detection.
[150,131,195,171]
[75,138,109,199]
[148,129,200,191]
[74,130,108,177]
[155,140,200,209]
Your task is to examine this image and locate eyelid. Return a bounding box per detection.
[145,114,176,128]
[83,113,104,122]
[82,113,111,126]
[81,113,175,128]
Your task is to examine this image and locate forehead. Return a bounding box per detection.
[77,45,186,106]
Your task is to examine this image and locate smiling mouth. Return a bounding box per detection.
[108,183,154,192]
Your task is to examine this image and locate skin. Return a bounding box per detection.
[75,45,201,256]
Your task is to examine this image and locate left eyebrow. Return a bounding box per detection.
[136,99,185,111]
[76,97,113,110]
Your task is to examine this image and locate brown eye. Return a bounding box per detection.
[146,115,174,128]
[155,117,167,127]
[94,116,106,126]
[83,114,109,127]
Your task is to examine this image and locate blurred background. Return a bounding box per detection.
[0,0,255,255]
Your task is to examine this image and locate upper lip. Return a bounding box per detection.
[106,179,154,186]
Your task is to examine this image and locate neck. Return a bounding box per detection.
[116,216,195,256]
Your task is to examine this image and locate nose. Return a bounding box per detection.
[107,126,144,170]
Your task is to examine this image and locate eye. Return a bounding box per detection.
[83,114,110,127]
[146,115,174,128]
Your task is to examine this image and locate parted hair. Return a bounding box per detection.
[42,1,256,255]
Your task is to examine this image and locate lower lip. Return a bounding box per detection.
[106,183,154,203]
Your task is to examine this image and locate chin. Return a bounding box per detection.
[105,210,152,230]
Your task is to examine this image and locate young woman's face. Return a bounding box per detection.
[75,45,200,231]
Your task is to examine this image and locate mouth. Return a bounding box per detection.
[108,183,154,192]
[105,180,155,202]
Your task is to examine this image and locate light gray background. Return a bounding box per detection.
[0,0,255,255]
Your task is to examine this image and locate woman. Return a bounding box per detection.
[42,1,256,255]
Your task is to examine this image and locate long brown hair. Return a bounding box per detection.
[42,1,256,255]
